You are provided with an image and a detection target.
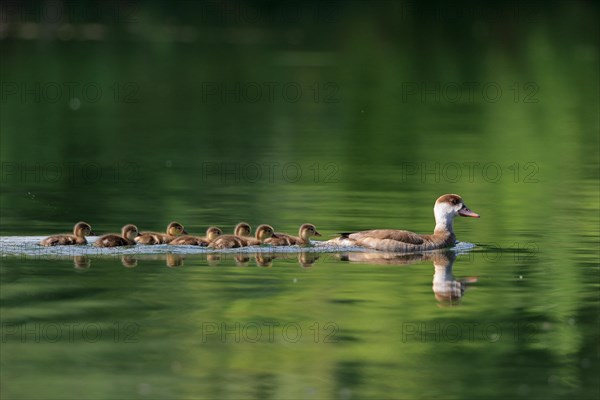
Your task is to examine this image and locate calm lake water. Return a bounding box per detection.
[1,2,599,399]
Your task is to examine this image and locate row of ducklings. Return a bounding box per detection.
[40,221,322,249]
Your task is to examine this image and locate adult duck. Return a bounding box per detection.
[327,194,479,252]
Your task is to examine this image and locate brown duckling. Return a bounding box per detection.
[208,224,276,249]
[40,221,94,246]
[265,223,322,246]
[233,222,252,237]
[94,224,140,247]
[169,226,223,246]
[135,221,187,245]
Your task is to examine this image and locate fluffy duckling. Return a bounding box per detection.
[233,222,252,237]
[94,224,140,247]
[265,223,322,246]
[135,221,187,245]
[208,224,276,249]
[169,226,223,246]
[40,222,94,246]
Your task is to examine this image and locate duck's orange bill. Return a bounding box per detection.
[458,206,480,218]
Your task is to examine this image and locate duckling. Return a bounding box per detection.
[94,224,140,247]
[233,222,252,237]
[169,226,223,246]
[135,221,187,245]
[40,222,94,246]
[208,224,276,249]
[265,223,322,246]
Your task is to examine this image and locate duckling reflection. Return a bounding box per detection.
[298,252,319,268]
[166,254,184,268]
[338,250,477,305]
[207,254,221,266]
[255,253,275,267]
[121,256,138,268]
[73,256,91,269]
[235,255,250,266]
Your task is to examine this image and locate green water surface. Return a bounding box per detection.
[1,2,599,399]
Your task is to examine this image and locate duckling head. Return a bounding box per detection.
[167,221,187,236]
[255,224,276,241]
[74,221,93,237]
[299,223,322,240]
[206,226,223,241]
[434,194,479,230]
[234,222,251,237]
[122,224,140,240]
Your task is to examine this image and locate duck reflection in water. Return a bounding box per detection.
[255,253,275,267]
[207,254,221,266]
[298,252,319,268]
[339,250,477,305]
[235,255,250,267]
[73,256,91,270]
[166,254,184,268]
[121,256,138,268]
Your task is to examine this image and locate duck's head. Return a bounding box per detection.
[206,226,223,241]
[434,194,480,226]
[121,224,140,240]
[74,221,94,237]
[167,221,187,236]
[255,224,277,241]
[234,222,251,237]
[299,223,322,239]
